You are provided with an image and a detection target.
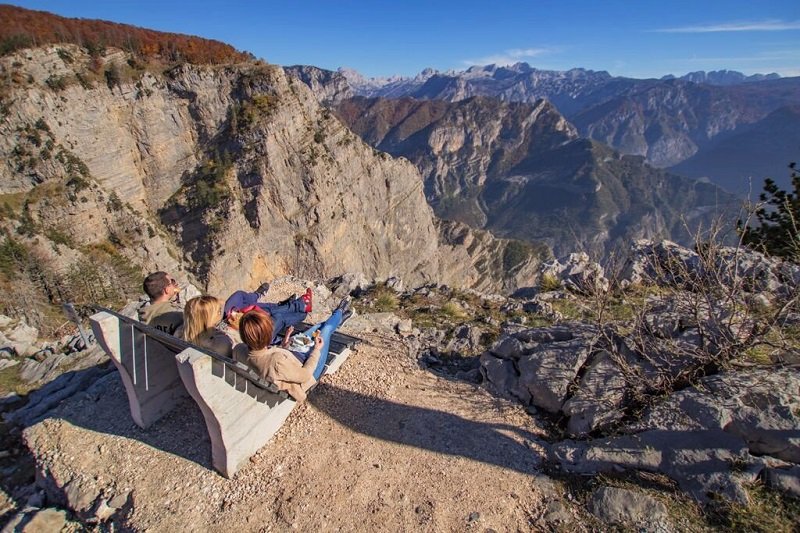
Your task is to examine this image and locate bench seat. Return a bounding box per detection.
[90,308,358,477]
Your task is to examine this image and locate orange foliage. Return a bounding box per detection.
[0,4,252,64]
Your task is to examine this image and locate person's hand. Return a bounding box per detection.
[314,334,324,350]
[281,326,294,347]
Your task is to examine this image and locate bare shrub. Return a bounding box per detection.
[582,215,799,403]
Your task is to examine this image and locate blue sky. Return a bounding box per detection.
[9,0,800,79]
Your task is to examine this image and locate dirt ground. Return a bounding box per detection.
[19,281,565,532]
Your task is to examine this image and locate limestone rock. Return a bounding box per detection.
[552,429,758,503]
[562,351,626,436]
[516,337,593,413]
[19,354,67,384]
[541,253,609,294]
[479,355,523,402]
[284,65,353,106]
[1,320,39,358]
[329,273,371,298]
[630,368,800,462]
[764,466,800,499]
[589,487,670,531]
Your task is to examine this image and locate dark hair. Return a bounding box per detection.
[143,271,170,299]
[239,310,274,351]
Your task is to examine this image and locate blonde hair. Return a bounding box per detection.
[183,296,222,344]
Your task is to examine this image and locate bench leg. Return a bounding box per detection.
[175,349,296,478]
[90,312,187,429]
[324,348,351,376]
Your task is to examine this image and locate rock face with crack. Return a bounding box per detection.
[550,367,800,503]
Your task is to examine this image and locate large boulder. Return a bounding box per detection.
[0,318,40,358]
[541,253,609,294]
[562,351,626,436]
[629,368,800,463]
[513,332,596,413]
[480,323,599,411]
[552,429,758,503]
[589,487,671,531]
[621,240,701,288]
[764,466,800,499]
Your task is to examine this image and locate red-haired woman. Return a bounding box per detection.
[233,299,352,402]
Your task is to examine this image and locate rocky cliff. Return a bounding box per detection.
[334,96,739,256]
[284,65,352,106]
[0,44,542,306]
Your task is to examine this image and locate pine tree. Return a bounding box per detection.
[739,162,800,261]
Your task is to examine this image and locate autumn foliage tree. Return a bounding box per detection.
[0,4,252,64]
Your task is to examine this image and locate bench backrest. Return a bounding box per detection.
[92,306,288,398]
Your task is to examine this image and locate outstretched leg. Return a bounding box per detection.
[304,310,343,380]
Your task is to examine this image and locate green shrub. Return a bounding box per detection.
[34,118,50,132]
[104,64,121,90]
[45,228,73,247]
[45,75,68,91]
[503,240,533,272]
[539,272,561,292]
[441,302,467,320]
[0,34,33,56]
[375,291,398,312]
[739,162,800,261]
[0,235,29,278]
[107,192,124,212]
[237,94,278,128]
[56,48,74,64]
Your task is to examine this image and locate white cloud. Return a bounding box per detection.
[461,47,553,67]
[653,19,800,33]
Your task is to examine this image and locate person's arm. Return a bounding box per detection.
[274,336,323,383]
[280,326,294,348]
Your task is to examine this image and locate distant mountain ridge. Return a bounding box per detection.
[335,95,739,256]
[666,70,782,85]
[338,64,800,184]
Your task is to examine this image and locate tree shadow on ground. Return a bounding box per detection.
[308,382,546,476]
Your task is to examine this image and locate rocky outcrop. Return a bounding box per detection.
[551,368,800,503]
[588,487,671,531]
[284,65,353,105]
[0,44,539,299]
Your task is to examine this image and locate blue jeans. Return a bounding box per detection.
[290,309,343,380]
[225,290,308,344]
[258,300,307,344]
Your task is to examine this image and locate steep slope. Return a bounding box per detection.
[336,96,738,256]
[480,139,735,254]
[670,105,800,196]
[336,96,577,227]
[0,44,542,303]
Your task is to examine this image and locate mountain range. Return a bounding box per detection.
[333,94,738,256]
[0,4,794,315]
[337,64,800,193]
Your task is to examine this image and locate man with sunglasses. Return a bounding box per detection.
[139,271,184,335]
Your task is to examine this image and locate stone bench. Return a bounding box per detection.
[90,308,358,477]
